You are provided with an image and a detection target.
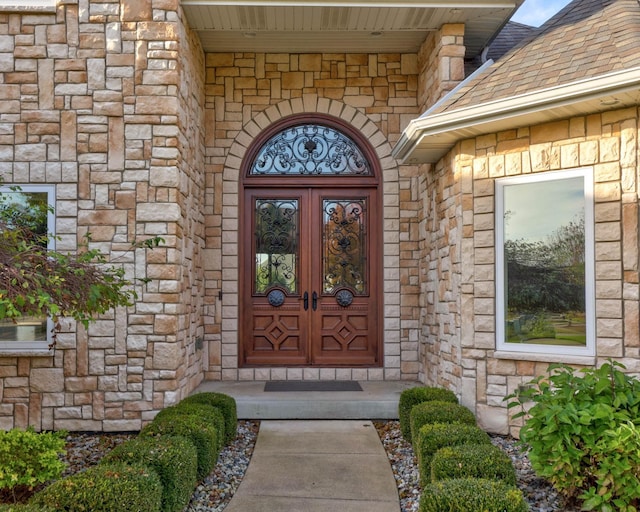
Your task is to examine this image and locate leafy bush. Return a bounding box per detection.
[32,462,162,512]
[410,401,476,449]
[506,361,640,509]
[102,435,197,512]
[0,505,55,512]
[179,392,237,444]
[156,403,225,450]
[419,478,528,512]
[140,413,219,480]
[398,387,458,442]
[430,443,517,486]
[0,428,66,495]
[580,422,640,511]
[415,423,491,484]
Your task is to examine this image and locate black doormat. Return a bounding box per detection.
[264,381,363,392]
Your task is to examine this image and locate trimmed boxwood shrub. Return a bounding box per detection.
[180,392,237,444]
[399,387,458,442]
[155,403,226,450]
[31,462,162,512]
[415,423,491,484]
[419,478,528,512]
[0,505,56,512]
[102,435,197,512]
[410,401,476,448]
[140,414,219,480]
[431,443,517,486]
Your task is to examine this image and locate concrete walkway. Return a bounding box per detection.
[224,420,401,512]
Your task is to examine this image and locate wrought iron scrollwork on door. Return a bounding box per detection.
[335,289,354,307]
[251,124,372,176]
[323,199,366,294]
[267,289,286,307]
[255,199,298,294]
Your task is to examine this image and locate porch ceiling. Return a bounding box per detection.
[181,1,522,56]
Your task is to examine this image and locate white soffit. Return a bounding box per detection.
[182,1,521,54]
[392,67,640,164]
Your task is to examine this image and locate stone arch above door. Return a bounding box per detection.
[217,96,401,381]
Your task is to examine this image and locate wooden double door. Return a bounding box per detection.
[240,186,380,367]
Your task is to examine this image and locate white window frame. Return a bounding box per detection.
[495,168,595,357]
[0,184,56,352]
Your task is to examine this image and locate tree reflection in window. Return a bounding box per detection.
[0,188,52,343]
[499,173,593,351]
[254,199,298,294]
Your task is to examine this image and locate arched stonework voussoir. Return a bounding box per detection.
[219,97,402,381]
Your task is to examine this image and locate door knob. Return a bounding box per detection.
[303,291,309,311]
[312,291,318,311]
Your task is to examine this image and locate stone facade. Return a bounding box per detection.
[3,1,636,436]
[420,110,640,435]
[0,0,208,431]
[0,0,468,431]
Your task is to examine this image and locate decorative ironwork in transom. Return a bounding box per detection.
[250,124,372,176]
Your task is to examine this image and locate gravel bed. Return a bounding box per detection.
[5,420,578,511]
[184,420,258,511]
[373,420,580,512]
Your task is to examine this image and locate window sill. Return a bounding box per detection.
[0,1,56,13]
[0,349,54,357]
[494,351,596,366]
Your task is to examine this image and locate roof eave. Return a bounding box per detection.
[392,66,640,165]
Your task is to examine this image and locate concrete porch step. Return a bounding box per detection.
[191,381,421,420]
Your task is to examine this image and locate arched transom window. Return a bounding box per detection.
[250,124,373,176]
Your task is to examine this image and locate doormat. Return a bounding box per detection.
[264,381,363,392]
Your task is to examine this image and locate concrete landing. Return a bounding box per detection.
[223,420,401,512]
[192,380,420,419]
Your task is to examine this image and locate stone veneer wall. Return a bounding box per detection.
[201,52,422,382]
[0,7,468,430]
[0,0,206,431]
[421,108,640,435]
[417,24,465,113]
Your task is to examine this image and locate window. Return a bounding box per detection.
[250,123,372,176]
[0,185,55,351]
[496,169,595,357]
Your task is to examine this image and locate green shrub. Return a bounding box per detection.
[410,401,476,449]
[430,443,517,486]
[102,435,197,512]
[398,387,458,442]
[0,505,56,512]
[140,413,219,480]
[0,428,66,493]
[180,392,237,444]
[506,360,640,508]
[155,403,225,451]
[415,423,491,484]
[419,478,528,512]
[580,422,640,511]
[32,462,162,512]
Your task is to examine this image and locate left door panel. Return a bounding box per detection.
[241,190,310,365]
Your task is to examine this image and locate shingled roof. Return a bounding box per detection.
[437,0,640,113]
[393,0,640,164]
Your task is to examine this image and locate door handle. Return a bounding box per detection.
[312,291,318,311]
[303,291,309,311]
